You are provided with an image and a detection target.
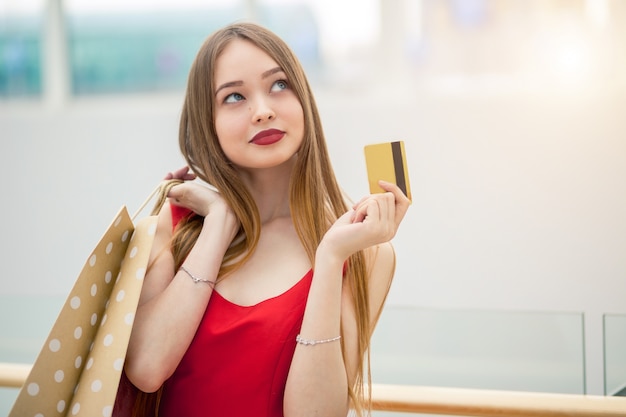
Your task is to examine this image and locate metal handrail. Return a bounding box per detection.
[1,362,625,416]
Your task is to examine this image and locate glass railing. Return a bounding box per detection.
[0,296,600,416]
[0,295,64,414]
[604,314,626,396]
[370,307,586,417]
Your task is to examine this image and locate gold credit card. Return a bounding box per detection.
[364,141,412,201]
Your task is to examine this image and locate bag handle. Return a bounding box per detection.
[132,179,184,221]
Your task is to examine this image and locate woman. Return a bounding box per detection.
[123,22,410,417]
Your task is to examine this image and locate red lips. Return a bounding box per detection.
[250,129,285,145]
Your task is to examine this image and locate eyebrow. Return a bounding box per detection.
[215,67,284,96]
[262,67,283,79]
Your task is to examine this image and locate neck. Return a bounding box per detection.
[237,161,294,224]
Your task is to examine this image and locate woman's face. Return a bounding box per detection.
[213,39,305,171]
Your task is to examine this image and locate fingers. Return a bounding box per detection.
[377,180,411,225]
[352,194,393,235]
[167,184,205,216]
[167,183,187,203]
[350,181,410,240]
[164,166,196,181]
[378,180,411,205]
[167,182,223,218]
[323,187,409,258]
[352,199,378,224]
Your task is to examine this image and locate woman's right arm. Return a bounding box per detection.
[124,183,239,392]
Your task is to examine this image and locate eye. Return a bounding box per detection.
[270,80,289,92]
[224,92,244,104]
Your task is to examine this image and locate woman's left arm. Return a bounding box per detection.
[284,181,410,417]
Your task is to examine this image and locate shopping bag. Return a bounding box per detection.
[9,179,182,417]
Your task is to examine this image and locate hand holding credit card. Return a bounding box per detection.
[364,141,412,202]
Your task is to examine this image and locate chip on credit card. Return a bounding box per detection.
[364,141,412,202]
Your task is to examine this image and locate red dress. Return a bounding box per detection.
[158,205,313,417]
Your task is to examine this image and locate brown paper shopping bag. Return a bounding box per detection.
[9,180,181,417]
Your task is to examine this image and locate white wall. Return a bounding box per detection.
[1,82,625,394]
[320,86,626,395]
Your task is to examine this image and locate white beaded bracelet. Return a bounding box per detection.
[296,334,341,346]
[180,265,217,288]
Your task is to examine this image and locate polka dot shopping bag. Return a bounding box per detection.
[9,180,182,417]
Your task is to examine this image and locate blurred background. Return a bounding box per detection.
[1,0,625,414]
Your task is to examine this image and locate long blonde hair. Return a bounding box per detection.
[172,22,372,415]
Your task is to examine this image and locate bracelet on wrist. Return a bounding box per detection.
[180,265,216,288]
[296,334,341,346]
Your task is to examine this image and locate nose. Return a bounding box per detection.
[251,97,275,123]
[255,111,274,123]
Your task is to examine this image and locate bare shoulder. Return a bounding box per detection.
[364,242,396,328]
